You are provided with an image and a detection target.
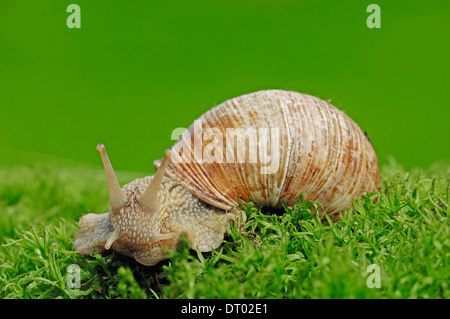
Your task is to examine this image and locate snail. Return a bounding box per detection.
[74,89,380,266]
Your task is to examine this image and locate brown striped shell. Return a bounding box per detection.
[155,89,380,218]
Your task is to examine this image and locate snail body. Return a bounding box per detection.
[75,90,380,266]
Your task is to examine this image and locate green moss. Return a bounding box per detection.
[0,160,448,299]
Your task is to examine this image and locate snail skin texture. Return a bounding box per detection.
[75,89,380,266]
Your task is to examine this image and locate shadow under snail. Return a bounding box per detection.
[74,89,380,266]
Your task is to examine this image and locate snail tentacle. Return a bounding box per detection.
[96,144,126,212]
[138,149,172,214]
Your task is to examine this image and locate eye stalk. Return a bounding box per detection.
[96,144,127,212]
[138,149,172,213]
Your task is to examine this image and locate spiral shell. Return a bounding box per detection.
[155,89,380,217]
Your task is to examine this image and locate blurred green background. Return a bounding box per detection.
[0,0,449,173]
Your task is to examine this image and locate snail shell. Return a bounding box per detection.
[155,89,380,219]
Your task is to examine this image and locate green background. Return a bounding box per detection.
[0,0,449,173]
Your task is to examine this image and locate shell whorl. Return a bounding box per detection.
[155,89,380,217]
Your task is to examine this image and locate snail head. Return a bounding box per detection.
[75,145,175,265]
